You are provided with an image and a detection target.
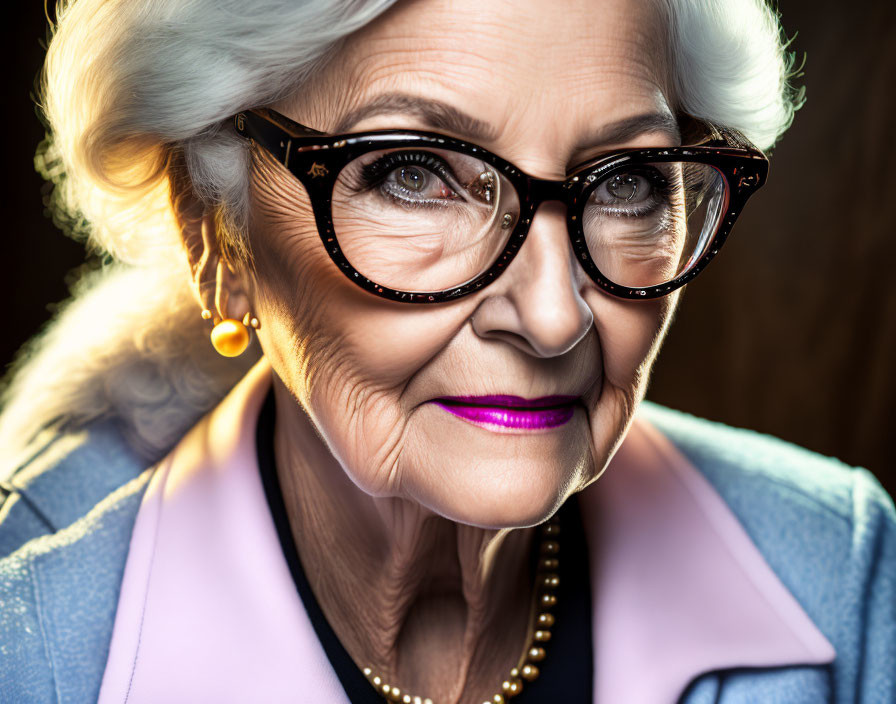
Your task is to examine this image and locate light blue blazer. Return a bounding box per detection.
[1,403,894,703]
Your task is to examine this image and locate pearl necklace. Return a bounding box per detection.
[361,517,561,704]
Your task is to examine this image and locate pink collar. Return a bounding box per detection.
[99,359,834,703]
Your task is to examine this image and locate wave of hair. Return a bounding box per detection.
[659,0,805,149]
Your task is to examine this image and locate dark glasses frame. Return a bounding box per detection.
[232,107,768,303]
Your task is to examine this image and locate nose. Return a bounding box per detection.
[471,200,594,357]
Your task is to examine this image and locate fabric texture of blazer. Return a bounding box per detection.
[1,363,894,703]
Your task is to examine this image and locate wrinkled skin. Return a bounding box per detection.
[184,0,680,700]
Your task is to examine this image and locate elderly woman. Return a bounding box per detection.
[1,0,894,702]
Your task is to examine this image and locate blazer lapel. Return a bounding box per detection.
[580,417,836,703]
[99,359,350,703]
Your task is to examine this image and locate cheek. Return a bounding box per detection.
[575,288,677,488]
[250,192,484,493]
[250,220,340,405]
[586,288,676,391]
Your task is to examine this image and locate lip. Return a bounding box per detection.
[431,395,579,430]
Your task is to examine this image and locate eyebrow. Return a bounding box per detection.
[575,112,681,153]
[334,93,499,141]
[333,92,681,153]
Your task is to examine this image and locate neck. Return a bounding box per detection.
[271,381,536,704]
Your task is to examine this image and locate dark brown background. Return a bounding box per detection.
[4,3,894,496]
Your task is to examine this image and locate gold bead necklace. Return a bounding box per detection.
[362,518,561,704]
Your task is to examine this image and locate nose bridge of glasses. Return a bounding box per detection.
[525,177,574,212]
[517,176,580,250]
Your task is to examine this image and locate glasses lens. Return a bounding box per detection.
[581,161,727,289]
[331,147,520,292]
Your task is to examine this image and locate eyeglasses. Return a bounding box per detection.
[232,107,768,303]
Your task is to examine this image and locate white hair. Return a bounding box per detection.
[0,0,803,473]
[658,0,803,149]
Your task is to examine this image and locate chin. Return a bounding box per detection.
[404,438,591,530]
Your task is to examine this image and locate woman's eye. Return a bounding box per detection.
[353,151,463,207]
[396,166,426,191]
[600,173,653,205]
[588,168,670,217]
[391,165,454,200]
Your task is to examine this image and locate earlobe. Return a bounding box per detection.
[178,207,258,357]
[180,210,249,324]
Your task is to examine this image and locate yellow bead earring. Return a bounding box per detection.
[205,310,259,357]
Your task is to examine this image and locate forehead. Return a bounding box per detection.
[290,0,672,169]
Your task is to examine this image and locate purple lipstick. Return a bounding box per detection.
[432,395,578,430]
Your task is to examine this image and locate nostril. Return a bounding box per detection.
[472,295,593,359]
[477,329,537,355]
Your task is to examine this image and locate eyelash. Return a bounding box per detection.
[353,150,460,208]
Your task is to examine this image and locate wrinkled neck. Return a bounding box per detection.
[270,381,536,703]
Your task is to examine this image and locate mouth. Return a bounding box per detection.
[431,395,579,430]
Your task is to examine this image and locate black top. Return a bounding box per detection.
[256,389,594,702]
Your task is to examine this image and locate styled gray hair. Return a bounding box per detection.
[0,0,803,473]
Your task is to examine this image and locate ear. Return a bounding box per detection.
[175,193,251,325]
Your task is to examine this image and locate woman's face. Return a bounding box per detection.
[247,0,679,527]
